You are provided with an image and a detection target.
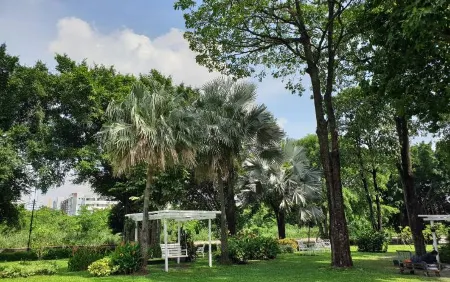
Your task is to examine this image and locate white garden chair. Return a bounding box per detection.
[196,244,205,257]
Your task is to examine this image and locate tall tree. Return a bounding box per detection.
[335,87,397,231]
[175,0,360,266]
[0,45,67,225]
[100,81,197,272]
[361,0,450,255]
[196,78,283,263]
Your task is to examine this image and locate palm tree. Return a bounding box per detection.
[196,77,283,263]
[240,139,322,239]
[100,81,196,272]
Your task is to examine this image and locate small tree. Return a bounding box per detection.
[240,139,322,239]
[196,77,283,263]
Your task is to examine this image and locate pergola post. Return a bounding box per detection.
[208,218,212,267]
[164,219,168,272]
[430,220,440,263]
[134,221,138,242]
[177,222,181,264]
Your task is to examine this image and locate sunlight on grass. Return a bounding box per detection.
[0,247,447,282]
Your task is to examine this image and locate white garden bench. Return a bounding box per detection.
[160,243,188,259]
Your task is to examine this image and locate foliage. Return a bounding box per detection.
[195,77,283,262]
[439,243,450,264]
[88,257,118,277]
[0,251,38,262]
[399,226,412,245]
[110,242,142,274]
[422,223,449,244]
[67,247,108,271]
[147,245,162,259]
[240,139,322,238]
[41,248,72,260]
[0,46,69,226]
[227,232,279,264]
[279,245,295,254]
[356,231,389,253]
[411,143,450,215]
[277,239,298,251]
[0,261,58,278]
[100,80,197,270]
[0,207,120,249]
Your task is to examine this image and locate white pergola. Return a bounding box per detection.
[418,214,450,263]
[125,210,221,272]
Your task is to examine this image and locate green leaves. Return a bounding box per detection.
[100,80,197,176]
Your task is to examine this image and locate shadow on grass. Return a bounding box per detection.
[4,251,448,281]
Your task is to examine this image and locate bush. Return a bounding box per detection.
[0,251,38,262]
[228,232,279,264]
[88,257,118,277]
[42,247,72,260]
[110,242,142,274]
[439,243,450,263]
[148,245,162,259]
[278,238,298,250]
[279,245,295,253]
[357,230,389,253]
[0,261,58,278]
[68,247,108,271]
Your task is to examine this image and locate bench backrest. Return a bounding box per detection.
[160,244,182,257]
[396,250,412,261]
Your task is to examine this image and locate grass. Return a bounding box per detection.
[0,245,447,281]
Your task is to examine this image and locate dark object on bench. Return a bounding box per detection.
[395,250,441,277]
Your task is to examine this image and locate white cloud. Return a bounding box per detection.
[49,17,219,87]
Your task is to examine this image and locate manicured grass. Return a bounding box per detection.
[0,245,447,281]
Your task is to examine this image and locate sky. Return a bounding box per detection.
[1,0,316,207]
[1,0,431,207]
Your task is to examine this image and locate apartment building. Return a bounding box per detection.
[60,193,118,215]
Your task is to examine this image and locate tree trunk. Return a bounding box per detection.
[140,165,153,273]
[306,50,352,268]
[298,0,352,267]
[394,115,426,256]
[275,209,286,239]
[225,174,237,235]
[371,168,383,231]
[217,172,230,263]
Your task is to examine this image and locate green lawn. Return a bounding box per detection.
[0,245,447,281]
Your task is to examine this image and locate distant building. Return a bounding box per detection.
[60,193,118,215]
[52,197,65,210]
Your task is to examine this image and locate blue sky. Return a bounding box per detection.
[1,0,316,205]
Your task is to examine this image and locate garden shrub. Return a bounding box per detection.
[0,251,38,262]
[279,245,295,253]
[439,244,450,263]
[42,247,72,260]
[110,242,142,274]
[356,230,389,252]
[67,246,108,271]
[148,245,162,259]
[439,232,450,263]
[0,261,58,278]
[278,238,298,250]
[88,257,118,277]
[228,232,279,264]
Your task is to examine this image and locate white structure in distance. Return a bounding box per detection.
[60,193,118,215]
